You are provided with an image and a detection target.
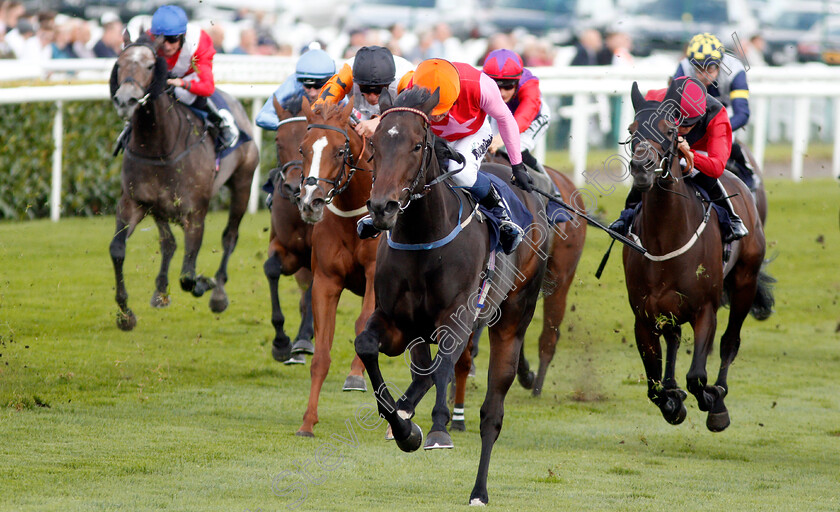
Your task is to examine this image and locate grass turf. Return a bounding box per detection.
[0,178,838,511]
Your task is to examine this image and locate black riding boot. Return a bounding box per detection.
[203,97,239,149]
[608,187,642,236]
[693,173,749,242]
[477,183,524,255]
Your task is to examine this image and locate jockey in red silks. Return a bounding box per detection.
[481,49,551,174]
[609,76,748,243]
[149,5,238,148]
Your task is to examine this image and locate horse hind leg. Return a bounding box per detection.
[208,178,250,313]
[110,197,145,331]
[179,211,210,296]
[685,306,727,430]
[291,269,315,354]
[661,326,687,425]
[450,335,473,432]
[151,218,176,308]
[264,249,292,362]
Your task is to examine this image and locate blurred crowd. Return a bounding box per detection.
[0,2,771,70]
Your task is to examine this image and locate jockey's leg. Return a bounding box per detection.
[692,172,749,242]
[193,96,239,149]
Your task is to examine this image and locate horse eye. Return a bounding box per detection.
[337,148,345,156]
[147,64,154,71]
[413,143,422,151]
[298,147,303,155]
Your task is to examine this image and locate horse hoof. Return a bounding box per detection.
[116,309,136,331]
[469,497,487,507]
[450,419,466,431]
[531,387,543,398]
[343,375,367,392]
[518,370,535,390]
[395,422,423,453]
[209,293,228,313]
[295,429,315,438]
[191,276,216,298]
[291,339,315,355]
[384,424,394,441]
[283,354,306,365]
[665,402,687,425]
[424,430,454,450]
[150,292,170,308]
[271,338,292,363]
[707,411,730,432]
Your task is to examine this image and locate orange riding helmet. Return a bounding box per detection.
[412,58,461,116]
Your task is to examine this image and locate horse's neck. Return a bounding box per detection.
[332,125,371,211]
[130,95,182,150]
[639,179,699,251]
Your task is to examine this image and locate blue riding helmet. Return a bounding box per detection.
[295,49,336,80]
[150,5,188,36]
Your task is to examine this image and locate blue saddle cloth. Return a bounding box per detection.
[187,91,252,159]
[477,172,534,254]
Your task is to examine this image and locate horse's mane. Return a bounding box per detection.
[394,87,433,110]
[311,100,349,124]
[282,92,304,116]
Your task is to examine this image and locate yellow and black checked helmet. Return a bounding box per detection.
[687,33,724,67]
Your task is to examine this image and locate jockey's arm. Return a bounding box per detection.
[691,109,732,179]
[256,76,298,131]
[479,73,522,165]
[179,30,216,97]
[728,70,750,131]
[513,79,541,134]
[316,62,354,105]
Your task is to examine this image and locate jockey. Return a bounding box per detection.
[675,33,753,182]
[481,49,551,174]
[609,77,749,243]
[316,45,414,137]
[150,5,238,149]
[357,58,533,253]
[255,48,336,130]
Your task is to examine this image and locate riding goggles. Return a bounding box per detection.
[297,77,329,90]
[358,84,387,95]
[494,79,519,90]
[162,34,184,44]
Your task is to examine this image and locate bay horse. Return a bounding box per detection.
[263,92,315,363]
[109,35,259,331]
[731,140,768,226]
[293,97,375,437]
[356,87,549,506]
[623,81,774,431]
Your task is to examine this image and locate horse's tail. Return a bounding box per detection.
[750,256,776,321]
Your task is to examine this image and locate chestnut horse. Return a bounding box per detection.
[623,81,774,431]
[263,92,315,363]
[294,98,375,437]
[356,87,549,506]
[109,36,258,330]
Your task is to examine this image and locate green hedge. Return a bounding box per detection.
[0,99,277,220]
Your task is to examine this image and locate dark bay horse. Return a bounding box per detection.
[623,81,774,431]
[109,36,259,330]
[357,87,549,505]
[263,93,315,363]
[733,140,768,225]
[293,97,375,437]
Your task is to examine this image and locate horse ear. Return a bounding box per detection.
[630,82,645,112]
[109,62,119,98]
[341,96,355,122]
[272,95,283,116]
[662,78,683,106]
[421,88,440,116]
[379,88,393,113]
[301,95,312,119]
[123,29,131,47]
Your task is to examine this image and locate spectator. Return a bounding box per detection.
[256,34,278,55]
[342,27,367,59]
[93,16,123,58]
[606,31,633,67]
[745,34,767,67]
[71,19,94,58]
[570,29,604,66]
[50,18,77,59]
[232,27,257,55]
[521,38,554,67]
[4,16,35,59]
[207,23,224,54]
[387,22,416,57]
[432,22,460,60]
[406,29,437,64]
[476,32,513,66]
[2,1,25,34]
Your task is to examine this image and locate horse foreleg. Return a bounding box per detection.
[661,325,687,425]
[110,196,144,331]
[355,310,421,452]
[298,275,342,436]
[396,342,435,418]
[634,318,684,424]
[264,241,292,362]
[151,218,176,309]
[686,305,721,416]
[470,321,522,506]
[451,335,473,431]
[533,262,573,397]
[342,267,375,391]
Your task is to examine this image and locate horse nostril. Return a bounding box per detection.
[383,201,400,217]
[310,198,325,210]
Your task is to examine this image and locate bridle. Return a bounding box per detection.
[115,42,158,107]
[273,116,307,200]
[303,122,369,204]
[629,107,681,183]
[378,106,464,212]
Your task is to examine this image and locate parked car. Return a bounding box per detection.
[478,0,615,45]
[798,15,840,64]
[614,0,758,56]
[341,0,477,38]
[762,1,840,65]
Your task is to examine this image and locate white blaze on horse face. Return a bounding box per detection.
[302,136,328,206]
[387,126,399,137]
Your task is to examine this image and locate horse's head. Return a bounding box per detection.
[272,93,308,203]
[297,96,357,223]
[110,33,168,119]
[367,87,439,230]
[626,80,688,192]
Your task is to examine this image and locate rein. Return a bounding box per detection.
[304,122,369,205]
